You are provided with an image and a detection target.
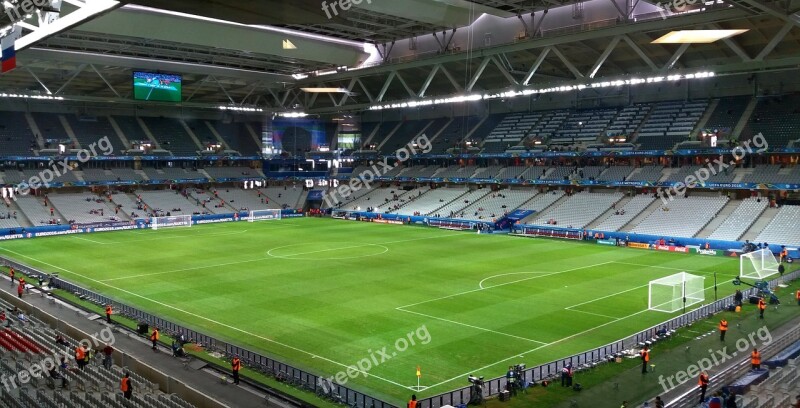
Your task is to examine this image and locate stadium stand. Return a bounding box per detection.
[259,186,305,209]
[111,116,150,148]
[605,104,651,138]
[626,166,664,183]
[66,115,127,153]
[520,190,566,213]
[592,194,656,231]
[741,94,800,147]
[706,197,768,241]
[203,166,264,180]
[754,205,800,245]
[629,195,728,237]
[433,116,481,153]
[208,120,260,154]
[32,113,70,142]
[14,196,61,225]
[482,112,541,153]
[550,108,616,145]
[531,191,623,229]
[48,193,125,224]
[704,96,751,135]
[394,187,470,216]
[0,112,36,155]
[429,188,489,217]
[137,190,209,216]
[140,117,200,155]
[596,165,634,182]
[378,119,431,154]
[635,101,708,149]
[457,189,539,221]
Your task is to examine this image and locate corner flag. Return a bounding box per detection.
[416,366,421,378]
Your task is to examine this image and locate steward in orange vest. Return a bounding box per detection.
[750,349,761,370]
[718,319,728,341]
[231,355,241,385]
[150,328,159,350]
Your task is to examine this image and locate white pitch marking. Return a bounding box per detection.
[395,307,548,345]
[0,247,418,392]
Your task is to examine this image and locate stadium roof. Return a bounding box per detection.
[0,0,798,111]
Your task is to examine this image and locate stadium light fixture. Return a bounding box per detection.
[652,29,748,44]
[218,106,263,112]
[300,87,350,93]
[278,112,308,118]
[367,71,714,111]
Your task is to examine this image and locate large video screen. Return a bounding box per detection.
[132,71,182,102]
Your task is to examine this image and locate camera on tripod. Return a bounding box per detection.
[467,375,484,386]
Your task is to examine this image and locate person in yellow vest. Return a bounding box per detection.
[719,319,728,341]
[408,394,417,408]
[751,348,761,370]
[231,355,241,385]
[150,327,159,350]
[757,297,766,319]
[640,346,650,374]
[698,371,709,403]
[105,304,112,324]
[120,372,132,399]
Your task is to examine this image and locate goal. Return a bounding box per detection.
[248,209,282,222]
[740,249,780,280]
[151,215,192,230]
[648,272,705,313]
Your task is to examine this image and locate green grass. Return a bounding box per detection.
[0,218,747,404]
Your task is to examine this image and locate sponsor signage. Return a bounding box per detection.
[655,245,689,253]
[628,242,651,249]
[695,248,719,256]
[597,239,617,246]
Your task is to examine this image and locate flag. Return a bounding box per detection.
[416,366,421,378]
[1,34,16,73]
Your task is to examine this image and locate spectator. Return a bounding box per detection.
[102,344,114,369]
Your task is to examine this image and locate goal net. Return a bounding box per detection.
[648,272,705,313]
[248,209,282,222]
[740,249,780,280]
[151,215,192,230]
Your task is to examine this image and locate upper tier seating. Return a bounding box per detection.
[704,96,750,134]
[605,105,651,136]
[66,115,127,152]
[550,108,617,144]
[140,117,199,155]
[482,112,543,153]
[0,112,35,155]
[741,95,800,147]
[636,101,708,149]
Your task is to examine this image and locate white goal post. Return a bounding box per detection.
[151,215,192,230]
[740,248,780,280]
[648,272,705,313]
[248,209,282,222]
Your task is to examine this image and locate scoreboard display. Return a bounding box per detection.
[133,71,182,102]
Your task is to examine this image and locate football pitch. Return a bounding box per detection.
[0,218,741,403]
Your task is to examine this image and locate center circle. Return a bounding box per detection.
[267,243,389,260]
